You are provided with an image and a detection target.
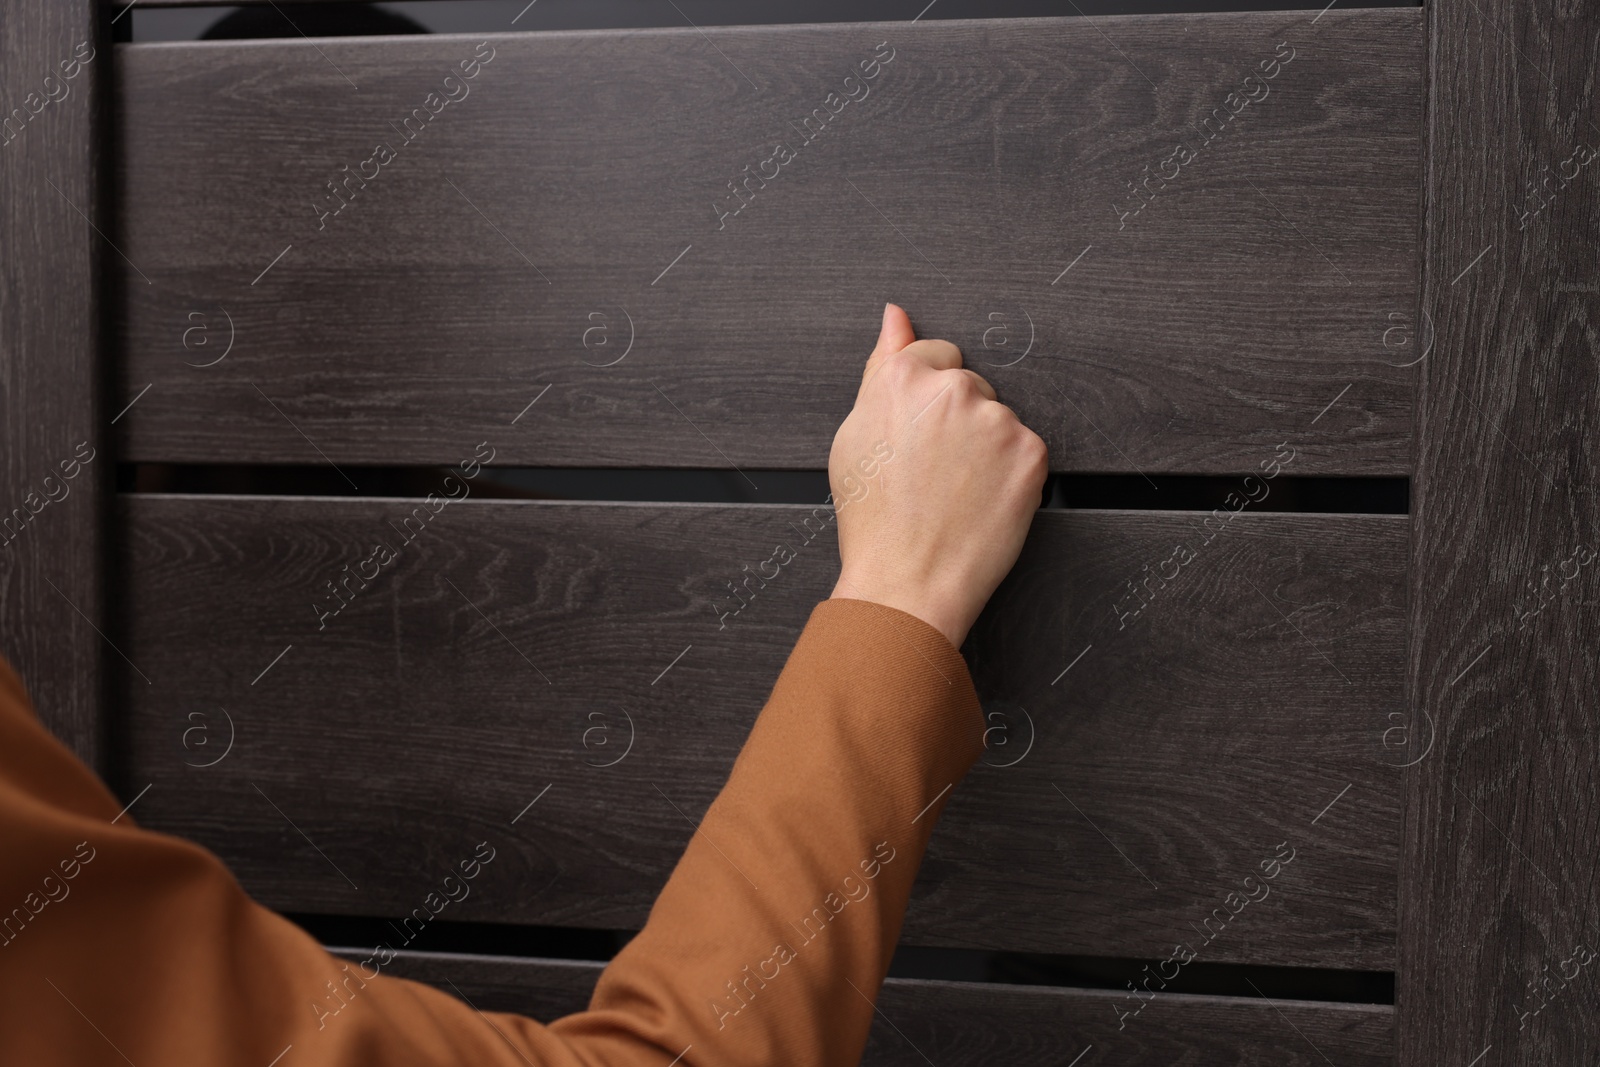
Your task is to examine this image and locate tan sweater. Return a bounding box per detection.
[0,598,984,1066]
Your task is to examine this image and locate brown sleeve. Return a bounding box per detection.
[0,597,983,1067]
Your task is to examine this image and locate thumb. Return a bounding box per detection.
[859,303,917,397]
[872,302,917,358]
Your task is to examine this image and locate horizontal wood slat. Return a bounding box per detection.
[119,495,1404,967]
[113,9,1421,474]
[330,948,1395,1065]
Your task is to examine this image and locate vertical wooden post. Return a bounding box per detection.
[1402,0,1600,1062]
[0,0,106,774]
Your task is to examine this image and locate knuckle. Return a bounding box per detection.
[999,418,1046,462]
[981,398,1017,424]
[947,367,983,397]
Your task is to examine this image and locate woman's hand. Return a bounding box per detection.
[828,303,1049,648]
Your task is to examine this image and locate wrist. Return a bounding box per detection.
[829,570,970,650]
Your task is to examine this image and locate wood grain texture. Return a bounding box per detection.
[0,0,106,770]
[112,9,1421,474]
[1398,0,1600,1063]
[331,947,1395,1066]
[121,494,1405,968]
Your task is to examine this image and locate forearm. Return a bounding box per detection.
[545,597,985,1066]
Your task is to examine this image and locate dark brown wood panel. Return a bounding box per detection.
[1398,0,1600,1062]
[113,9,1421,475]
[329,947,1395,1066]
[0,0,107,770]
[121,494,1404,967]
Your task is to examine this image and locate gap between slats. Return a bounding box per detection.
[121,465,1408,514]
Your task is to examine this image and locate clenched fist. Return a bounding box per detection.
[829,303,1049,649]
